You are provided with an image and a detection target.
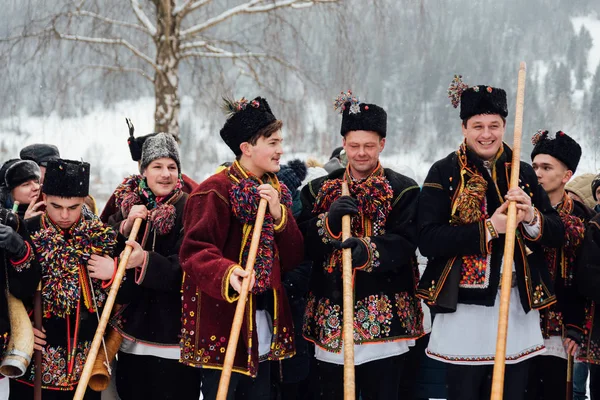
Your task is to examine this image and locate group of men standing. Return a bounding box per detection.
[1,75,600,400]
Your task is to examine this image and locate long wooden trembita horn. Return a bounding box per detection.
[341,182,355,399]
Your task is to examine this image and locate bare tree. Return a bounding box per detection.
[1,0,339,139]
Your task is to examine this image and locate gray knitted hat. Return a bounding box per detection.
[140,133,181,173]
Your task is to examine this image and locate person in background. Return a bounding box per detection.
[0,159,42,219]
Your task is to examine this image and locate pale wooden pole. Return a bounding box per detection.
[341,182,355,399]
[216,199,268,400]
[490,61,527,400]
[73,218,143,399]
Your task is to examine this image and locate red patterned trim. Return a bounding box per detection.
[101,258,118,289]
[134,251,150,285]
[10,241,32,266]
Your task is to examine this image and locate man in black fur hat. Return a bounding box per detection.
[526,130,591,399]
[416,76,564,400]
[10,159,124,400]
[298,90,424,399]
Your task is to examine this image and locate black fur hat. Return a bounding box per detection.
[140,133,181,173]
[0,159,41,190]
[531,130,582,173]
[20,144,60,166]
[334,90,387,137]
[219,97,277,156]
[448,75,508,122]
[43,159,90,198]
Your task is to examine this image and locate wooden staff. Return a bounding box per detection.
[566,353,573,400]
[73,218,143,400]
[33,282,42,400]
[490,61,527,400]
[341,182,355,399]
[216,199,268,400]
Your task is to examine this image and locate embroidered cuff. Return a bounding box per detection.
[274,204,287,233]
[9,242,33,272]
[522,209,542,241]
[316,213,342,245]
[102,257,119,289]
[134,251,150,285]
[222,264,242,303]
[119,220,127,236]
[354,237,379,273]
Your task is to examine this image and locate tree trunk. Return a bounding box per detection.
[154,0,180,140]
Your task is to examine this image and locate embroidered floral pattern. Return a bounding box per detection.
[395,292,424,336]
[354,294,393,341]
[579,302,600,364]
[309,297,342,352]
[23,341,91,390]
[459,254,491,288]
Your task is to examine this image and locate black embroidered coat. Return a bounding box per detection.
[0,212,40,364]
[416,143,564,313]
[107,192,188,346]
[17,214,124,391]
[298,165,424,354]
[539,196,592,342]
[576,213,600,364]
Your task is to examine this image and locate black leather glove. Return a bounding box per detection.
[332,237,370,270]
[326,196,358,236]
[0,224,27,259]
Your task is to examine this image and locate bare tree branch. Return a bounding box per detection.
[130,0,157,36]
[180,50,268,59]
[180,0,337,39]
[54,30,159,71]
[83,63,154,82]
[179,39,208,50]
[64,10,152,35]
[174,0,212,17]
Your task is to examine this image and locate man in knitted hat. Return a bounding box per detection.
[416,76,564,399]
[99,120,197,223]
[591,174,600,213]
[297,90,424,398]
[100,132,201,399]
[10,159,124,400]
[179,96,303,399]
[526,130,592,399]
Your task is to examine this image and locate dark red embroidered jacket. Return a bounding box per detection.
[179,167,303,377]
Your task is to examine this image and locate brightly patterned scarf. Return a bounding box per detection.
[113,174,184,235]
[313,163,393,272]
[228,161,292,294]
[31,215,117,318]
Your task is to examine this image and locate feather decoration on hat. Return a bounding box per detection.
[531,129,549,145]
[448,75,469,108]
[334,90,361,114]
[221,96,250,119]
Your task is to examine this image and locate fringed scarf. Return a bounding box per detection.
[228,161,292,294]
[313,163,393,272]
[113,174,184,235]
[544,193,585,285]
[32,215,117,318]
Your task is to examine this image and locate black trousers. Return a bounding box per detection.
[590,363,600,400]
[315,354,408,400]
[115,351,202,400]
[9,379,101,400]
[446,359,531,400]
[201,360,271,400]
[526,355,568,400]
